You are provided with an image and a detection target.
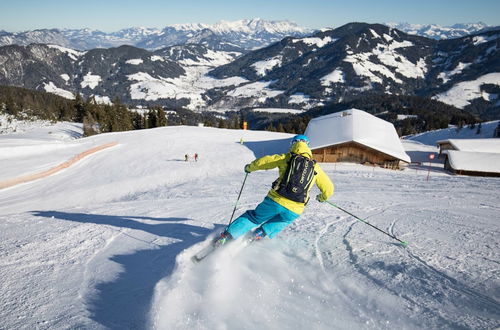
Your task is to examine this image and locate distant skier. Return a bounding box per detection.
[213,134,334,246]
[194,153,199,162]
[185,154,189,162]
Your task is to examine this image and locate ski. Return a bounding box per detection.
[191,232,263,264]
[192,230,233,263]
[191,244,218,263]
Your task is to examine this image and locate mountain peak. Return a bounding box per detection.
[210,18,309,34]
[170,23,209,31]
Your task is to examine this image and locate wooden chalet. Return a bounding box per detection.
[436,139,500,176]
[304,109,410,169]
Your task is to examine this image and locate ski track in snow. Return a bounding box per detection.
[1,125,499,329]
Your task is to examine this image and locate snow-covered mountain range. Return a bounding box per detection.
[0,20,492,51]
[0,19,311,51]
[387,22,493,40]
[1,22,498,119]
[208,23,500,118]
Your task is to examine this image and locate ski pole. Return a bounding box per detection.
[228,172,249,225]
[325,200,409,247]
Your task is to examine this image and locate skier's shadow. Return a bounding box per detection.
[32,210,223,330]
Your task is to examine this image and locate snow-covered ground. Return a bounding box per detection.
[434,73,500,109]
[0,120,499,330]
[128,65,248,111]
[405,120,499,146]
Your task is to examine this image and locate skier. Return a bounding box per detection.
[194,153,199,162]
[184,154,189,162]
[213,134,334,246]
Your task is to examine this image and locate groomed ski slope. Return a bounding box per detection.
[0,124,499,329]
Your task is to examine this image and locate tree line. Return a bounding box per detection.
[0,86,243,136]
[0,86,486,137]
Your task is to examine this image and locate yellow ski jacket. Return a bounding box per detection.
[245,141,334,214]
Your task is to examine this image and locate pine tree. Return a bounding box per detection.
[147,109,158,128]
[148,106,167,127]
[116,101,133,131]
[401,118,415,136]
[132,112,145,130]
[4,89,19,116]
[74,94,86,123]
[83,113,99,136]
[266,123,276,131]
[157,107,167,127]
[218,118,226,128]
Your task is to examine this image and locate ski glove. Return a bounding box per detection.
[316,194,327,203]
[244,164,252,173]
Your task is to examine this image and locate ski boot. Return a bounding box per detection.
[212,230,232,247]
[248,227,267,243]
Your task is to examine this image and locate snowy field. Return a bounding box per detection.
[406,120,499,146]
[0,120,499,330]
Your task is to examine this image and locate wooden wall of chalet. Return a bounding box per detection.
[437,141,456,158]
[311,142,403,169]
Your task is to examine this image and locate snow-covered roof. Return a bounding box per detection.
[444,150,500,174]
[437,138,500,153]
[304,109,411,163]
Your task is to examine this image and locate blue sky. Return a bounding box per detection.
[1,0,499,32]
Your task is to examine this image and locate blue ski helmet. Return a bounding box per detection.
[291,134,310,146]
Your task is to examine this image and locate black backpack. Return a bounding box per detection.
[274,153,316,203]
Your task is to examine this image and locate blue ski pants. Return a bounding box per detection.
[226,197,300,239]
